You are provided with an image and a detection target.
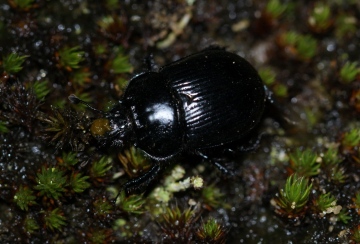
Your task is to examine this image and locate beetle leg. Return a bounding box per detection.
[143,53,157,71]
[122,162,162,193]
[237,132,264,152]
[195,151,235,177]
[264,85,275,104]
[212,161,234,176]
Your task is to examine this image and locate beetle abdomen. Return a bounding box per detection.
[161,49,265,149]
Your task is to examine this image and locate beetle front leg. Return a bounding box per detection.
[122,162,162,194]
[195,151,235,177]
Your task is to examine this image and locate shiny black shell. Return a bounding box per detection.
[123,49,265,160]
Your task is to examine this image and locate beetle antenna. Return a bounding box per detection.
[68,94,105,114]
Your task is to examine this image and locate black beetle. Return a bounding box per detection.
[69,48,266,192]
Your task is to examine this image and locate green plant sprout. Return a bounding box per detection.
[91,157,112,178]
[289,148,320,177]
[314,192,338,214]
[32,80,50,100]
[322,146,342,166]
[118,147,151,178]
[352,226,360,243]
[11,0,35,9]
[24,215,39,234]
[115,77,129,90]
[43,208,66,231]
[342,128,360,148]
[259,68,276,86]
[281,31,318,60]
[116,191,145,214]
[265,0,287,19]
[88,229,111,243]
[259,68,288,97]
[0,121,9,133]
[353,192,360,212]
[109,47,133,74]
[94,43,107,56]
[93,198,113,216]
[201,185,224,209]
[62,152,78,166]
[71,69,91,86]
[196,218,227,243]
[13,185,36,211]
[160,206,196,231]
[275,174,312,215]
[331,166,347,184]
[308,2,332,32]
[51,99,67,109]
[335,14,357,39]
[296,35,317,60]
[58,46,85,70]
[2,53,28,74]
[70,172,90,193]
[34,167,67,199]
[337,208,351,224]
[340,61,360,83]
[322,146,346,183]
[97,15,118,31]
[105,0,120,10]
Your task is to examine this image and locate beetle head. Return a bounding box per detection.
[68,94,131,148]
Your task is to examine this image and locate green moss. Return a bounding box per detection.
[335,14,357,39]
[259,67,276,86]
[322,147,342,166]
[352,227,360,243]
[43,208,66,231]
[69,172,90,193]
[31,80,51,100]
[314,192,337,213]
[91,157,112,178]
[88,229,111,244]
[109,47,133,74]
[322,146,346,183]
[265,0,287,18]
[13,185,36,211]
[296,35,317,60]
[58,46,85,70]
[71,69,91,86]
[196,218,227,243]
[160,206,196,231]
[117,191,145,214]
[353,192,360,209]
[118,147,151,178]
[340,61,360,84]
[342,128,360,148]
[93,198,113,216]
[275,174,312,215]
[289,148,320,177]
[105,0,120,9]
[115,77,129,90]
[337,208,351,224]
[0,121,9,133]
[34,167,67,200]
[281,31,318,60]
[12,0,35,9]
[308,2,332,32]
[62,152,79,166]
[24,215,39,234]
[201,185,224,208]
[2,53,28,74]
